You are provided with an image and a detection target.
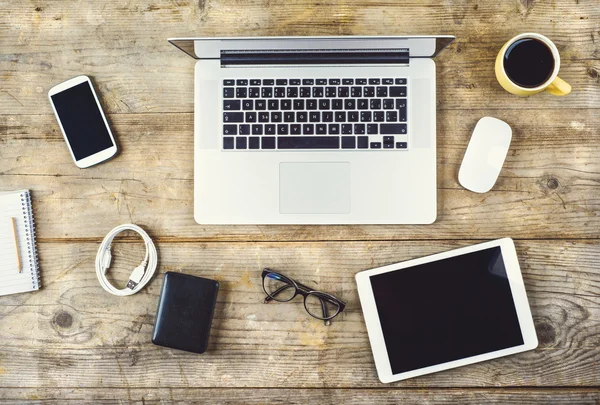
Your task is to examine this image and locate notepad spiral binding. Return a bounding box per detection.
[20,191,40,289]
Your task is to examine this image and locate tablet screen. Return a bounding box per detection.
[370,246,524,375]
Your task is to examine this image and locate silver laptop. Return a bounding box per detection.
[169,36,454,224]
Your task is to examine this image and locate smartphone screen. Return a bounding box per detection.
[50,81,115,161]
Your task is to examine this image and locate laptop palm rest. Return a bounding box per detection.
[279,162,351,214]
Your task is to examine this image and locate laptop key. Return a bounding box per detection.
[309,112,320,122]
[289,79,301,85]
[351,87,362,97]
[223,125,237,135]
[342,124,353,135]
[250,79,261,86]
[316,124,327,134]
[384,136,394,143]
[263,79,274,85]
[357,99,368,110]
[236,79,248,86]
[287,87,298,98]
[322,111,333,122]
[328,124,340,134]
[255,100,266,110]
[297,111,308,122]
[343,79,354,85]
[303,79,314,85]
[223,137,234,149]
[223,79,235,86]
[293,99,304,110]
[397,99,407,122]
[354,124,365,134]
[369,78,380,85]
[249,137,260,149]
[384,142,394,149]
[239,124,250,135]
[278,124,289,135]
[325,87,336,97]
[223,87,234,98]
[373,111,385,122]
[356,78,367,85]
[335,111,346,122]
[258,112,269,123]
[377,86,388,97]
[370,142,382,149]
[345,99,356,109]
[338,87,349,97]
[236,88,247,98]
[348,111,359,122]
[380,124,407,134]
[284,112,294,122]
[332,99,343,110]
[383,78,394,85]
[249,87,260,98]
[386,111,398,122]
[223,100,241,110]
[357,136,369,148]
[364,87,375,97]
[261,87,273,98]
[252,124,263,135]
[299,87,311,98]
[224,112,243,123]
[290,124,301,135]
[243,100,254,110]
[236,137,247,149]
[370,99,381,109]
[265,124,276,135]
[342,136,355,148]
[268,100,279,110]
[303,124,314,135]
[276,79,288,85]
[396,142,408,149]
[262,137,276,149]
[319,99,330,110]
[383,99,394,109]
[395,78,407,85]
[361,111,372,122]
[271,112,282,122]
[367,124,378,134]
[307,99,317,110]
[312,87,324,97]
[328,79,341,85]
[316,79,327,85]
[281,99,292,110]
[245,112,257,122]
[278,136,339,149]
[390,86,407,97]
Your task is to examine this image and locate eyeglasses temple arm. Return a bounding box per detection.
[320,297,331,326]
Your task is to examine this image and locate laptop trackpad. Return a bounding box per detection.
[279,162,351,214]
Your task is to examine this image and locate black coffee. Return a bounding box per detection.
[503,38,555,88]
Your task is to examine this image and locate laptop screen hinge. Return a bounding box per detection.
[220,49,409,66]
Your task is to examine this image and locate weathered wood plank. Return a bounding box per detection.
[1,388,600,404]
[0,240,598,388]
[2,109,598,240]
[1,0,599,114]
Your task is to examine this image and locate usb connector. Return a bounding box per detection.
[127,261,147,290]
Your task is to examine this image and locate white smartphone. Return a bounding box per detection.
[48,75,118,168]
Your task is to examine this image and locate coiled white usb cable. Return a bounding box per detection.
[95,224,158,296]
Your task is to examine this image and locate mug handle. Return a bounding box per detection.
[546,76,572,96]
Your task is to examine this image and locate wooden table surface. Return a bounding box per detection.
[1,0,600,403]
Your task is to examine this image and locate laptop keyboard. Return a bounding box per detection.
[222,78,408,150]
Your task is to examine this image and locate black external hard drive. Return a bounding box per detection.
[152,272,219,354]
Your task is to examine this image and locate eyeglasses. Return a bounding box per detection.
[261,269,346,325]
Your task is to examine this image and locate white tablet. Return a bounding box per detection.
[356,238,538,383]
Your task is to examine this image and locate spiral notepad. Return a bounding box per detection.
[0,190,40,296]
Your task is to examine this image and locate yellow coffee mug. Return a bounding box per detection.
[495,33,571,96]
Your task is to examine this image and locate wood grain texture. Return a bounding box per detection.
[1,0,600,402]
[0,240,598,389]
[2,109,599,240]
[1,0,599,114]
[2,388,600,404]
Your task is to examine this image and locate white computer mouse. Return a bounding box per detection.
[458,117,512,193]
